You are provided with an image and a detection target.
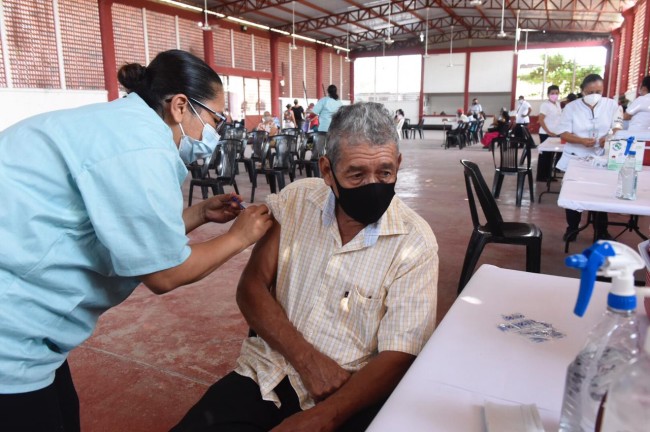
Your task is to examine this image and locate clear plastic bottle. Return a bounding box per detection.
[615,150,637,200]
[600,330,650,431]
[559,242,644,432]
[558,309,639,431]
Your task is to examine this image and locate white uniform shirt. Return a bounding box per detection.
[515,100,532,124]
[539,99,563,135]
[470,103,483,116]
[626,93,650,132]
[555,98,623,171]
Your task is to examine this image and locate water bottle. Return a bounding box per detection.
[615,150,637,200]
[600,330,650,431]
[558,242,645,432]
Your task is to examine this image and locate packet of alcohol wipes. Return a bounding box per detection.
[497,313,566,343]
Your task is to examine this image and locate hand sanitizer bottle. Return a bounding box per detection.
[558,241,645,432]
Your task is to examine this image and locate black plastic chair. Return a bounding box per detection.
[258,134,295,193]
[188,139,240,207]
[246,130,270,202]
[458,160,542,294]
[445,122,465,149]
[412,117,425,139]
[491,135,534,207]
[309,132,327,177]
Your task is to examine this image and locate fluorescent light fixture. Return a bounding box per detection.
[225,16,270,30]
[156,0,224,17]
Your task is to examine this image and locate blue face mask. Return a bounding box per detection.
[178,102,220,165]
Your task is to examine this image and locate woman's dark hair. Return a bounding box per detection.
[547,85,560,95]
[580,74,603,90]
[642,75,650,91]
[327,84,339,100]
[567,93,578,102]
[118,49,223,116]
[286,104,292,109]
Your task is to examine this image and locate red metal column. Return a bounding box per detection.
[620,8,635,93]
[270,33,281,117]
[603,39,613,97]
[510,53,518,109]
[463,51,471,112]
[203,30,215,69]
[610,28,622,97]
[98,0,118,101]
[316,45,324,99]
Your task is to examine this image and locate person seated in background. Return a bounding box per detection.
[172,102,438,432]
[624,75,650,132]
[482,108,511,148]
[305,103,319,132]
[283,104,296,129]
[257,111,279,136]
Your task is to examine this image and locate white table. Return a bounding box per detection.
[367,265,648,432]
[558,159,650,216]
[537,137,564,154]
[537,137,565,201]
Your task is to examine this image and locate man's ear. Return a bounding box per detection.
[319,156,334,188]
[397,152,402,171]
[167,94,189,124]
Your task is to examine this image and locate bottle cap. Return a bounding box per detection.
[629,150,636,156]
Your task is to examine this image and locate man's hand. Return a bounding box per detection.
[270,406,335,432]
[580,137,597,147]
[295,350,351,401]
[201,193,243,224]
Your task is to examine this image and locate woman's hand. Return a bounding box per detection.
[580,137,597,147]
[201,193,243,224]
[228,204,274,249]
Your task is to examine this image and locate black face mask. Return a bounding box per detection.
[331,169,396,226]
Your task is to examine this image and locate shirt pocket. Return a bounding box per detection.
[343,284,385,353]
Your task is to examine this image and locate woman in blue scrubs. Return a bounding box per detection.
[0,50,273,431]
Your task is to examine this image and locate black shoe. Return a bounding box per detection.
[563,230,578,242]
[596,231,613,241]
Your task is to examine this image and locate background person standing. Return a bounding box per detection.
[291,99,305,131]
[313,85,343,133]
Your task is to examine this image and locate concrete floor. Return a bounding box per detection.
[68,130,649,431]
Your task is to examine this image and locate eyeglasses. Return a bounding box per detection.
[188,97,228,134]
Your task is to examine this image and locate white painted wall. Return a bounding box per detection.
[422,53,466,93]
[381,100,420,123]
[0,89,108,131]
[468,51,514,93]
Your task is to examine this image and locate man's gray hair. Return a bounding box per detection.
[326,102,399,168]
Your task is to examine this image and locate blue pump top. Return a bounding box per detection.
[623,136,635,156]
[565,241,643,317]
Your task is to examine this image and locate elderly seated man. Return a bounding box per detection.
[172,102,438,432]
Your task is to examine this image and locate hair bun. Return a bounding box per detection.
[118,63,147,92]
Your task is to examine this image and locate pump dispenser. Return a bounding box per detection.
[559,241,646,432]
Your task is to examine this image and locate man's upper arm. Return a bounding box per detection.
[238,219,281,295]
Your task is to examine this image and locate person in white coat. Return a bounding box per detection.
[556,74,623,242]
[625,75,650,133]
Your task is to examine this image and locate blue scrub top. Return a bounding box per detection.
[0,93,191,393]
[313,96,343,132]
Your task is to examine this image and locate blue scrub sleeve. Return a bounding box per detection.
[75,148,191,277]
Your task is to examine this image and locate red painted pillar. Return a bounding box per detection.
[316,45,324,99]
[463,51,471,113]
[203,30,215,69]
[510,53,519,109]
[98,0,118,101]
[270,33,281,117]
[604,40,613,97]
[610,28,622,97]
[620,8,635,93]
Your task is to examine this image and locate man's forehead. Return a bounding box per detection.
[338,140,399,160]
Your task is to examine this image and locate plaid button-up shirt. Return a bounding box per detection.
[235,178,438,410]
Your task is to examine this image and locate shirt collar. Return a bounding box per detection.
[309,182,408,247]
